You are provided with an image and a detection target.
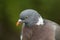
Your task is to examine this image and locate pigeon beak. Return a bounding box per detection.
[16,19,22,26]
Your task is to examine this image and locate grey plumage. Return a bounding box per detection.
[19,9,40,27]
[17,9,60,40]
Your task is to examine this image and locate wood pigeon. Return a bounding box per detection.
[16,9,60,40]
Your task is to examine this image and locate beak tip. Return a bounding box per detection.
[16,19,22,27]
[16,22,19,26]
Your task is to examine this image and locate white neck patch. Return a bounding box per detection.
[36,17,44,25]
[20,23,25,40]
[20,35,23,40]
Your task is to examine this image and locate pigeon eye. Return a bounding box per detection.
[25,16,28,18]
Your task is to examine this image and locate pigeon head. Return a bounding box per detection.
[16,9,44,27]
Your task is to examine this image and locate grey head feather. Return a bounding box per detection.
[19,9,42,27]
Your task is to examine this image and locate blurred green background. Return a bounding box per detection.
[0,0,60,40]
